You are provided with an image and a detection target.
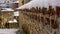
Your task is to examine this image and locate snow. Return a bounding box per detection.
[0,29,19,34]
[1,8,14,11]
[17,0,60,9]
[14,11,19,16]
[11,1,19,3]
[8,19,17,23]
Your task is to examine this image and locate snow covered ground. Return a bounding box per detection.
[0,29,19,34]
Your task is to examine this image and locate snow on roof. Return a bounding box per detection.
[12,1,19,3]
[1,8,14,11]
[17,0,60,9]
[8,19,17,23]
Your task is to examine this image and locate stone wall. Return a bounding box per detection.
[19,11,42,34]
[0,11,14,28]
[1,11,14,20]
[19,6,60,34]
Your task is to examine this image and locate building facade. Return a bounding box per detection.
[0,0,18,8]
[19,0,31,6]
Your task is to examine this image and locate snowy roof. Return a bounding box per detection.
[17,0,60,9]
[11,1,19,3]
[1,8,14,11]
[8,19,17,23]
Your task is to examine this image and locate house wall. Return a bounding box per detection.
[19,0,30,6]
